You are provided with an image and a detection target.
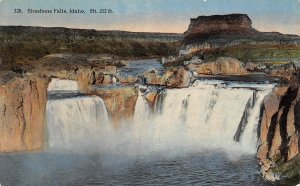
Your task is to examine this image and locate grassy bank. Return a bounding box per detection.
[196,44,300,62]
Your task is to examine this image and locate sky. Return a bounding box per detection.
[0,0,300,35]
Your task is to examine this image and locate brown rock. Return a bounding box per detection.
[143,71,163,85]
[0,77,48,152]
[101,74,113,84]
[257,85,300,180]
[269,124,282,159]
[144,91,159,110]
[166,68,191,88]
[184,14,254,38]
[287,134,299,161]
[144,92,157,104]
[118,74,138,84]
[91,86,138,127]
[257,143,270,163]
[267,63,296,80]
[188,57,247,75]
[257,87,287,166]
[76,69,93,92]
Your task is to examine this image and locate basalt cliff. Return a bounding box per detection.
[184,14,256,40]
[181,14,300,63]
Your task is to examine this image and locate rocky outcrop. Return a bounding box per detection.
[117,74,138,84]
[142,68,191,88]
[143,70,169,85]
[183,14,300,47]
[187,57,247,75]
[182,14,300,63]
[267,63,297,81]
[184,14,255,40]
[0,77,48,152]
[90,86,138,127]
[258,86,300,181]
[166,68,191,88]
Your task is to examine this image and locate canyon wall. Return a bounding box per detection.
[0,77,48,152]
[258,85,300,181]
[0,56,300,182]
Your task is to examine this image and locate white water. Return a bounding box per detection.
[45,78,274,158]
[132,80,275,157]
[47,78,79,92]
[46,96,108,151]
[46,79,108,151]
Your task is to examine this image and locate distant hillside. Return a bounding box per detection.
[0,26,183,66]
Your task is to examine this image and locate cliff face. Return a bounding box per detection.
[258,86,300,181]
[182,14,300,62]
[90,86,139,127]
[0,77,48,152]
[184,14,255,39]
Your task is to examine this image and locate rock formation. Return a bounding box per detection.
[187,57,247,75]
[184,14,255,40]
[182,14,300,63]
[166,67,191,88]
[258,86,300,181]
[90,86,139,127]
[0,77,48,152]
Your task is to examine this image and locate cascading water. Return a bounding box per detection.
[46,79,109,151]
[45,78,274,157]
[0,61,281,186]
[47,78,80,92]
[133,80,275,156]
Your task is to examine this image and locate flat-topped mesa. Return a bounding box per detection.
[184,14,256,39]
[180,14,300,60]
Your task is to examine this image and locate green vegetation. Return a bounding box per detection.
[272,155,300,184]
[198,45,300,62]
[0,26,181,66]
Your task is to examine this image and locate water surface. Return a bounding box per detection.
[119,58,164,76]
[0,151,273,185]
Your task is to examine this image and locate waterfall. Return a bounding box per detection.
[133,80,274,155]
[45,78,274,157]
[47,78,79,92]
[46,79,109,151]
[133,90,151,123]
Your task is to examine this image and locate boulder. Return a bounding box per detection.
[188,57,247,75]
[166,68,191,88]
[245,62,266,72]
[143,70,163,85]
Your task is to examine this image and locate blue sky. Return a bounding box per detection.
[0,0,300,35]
